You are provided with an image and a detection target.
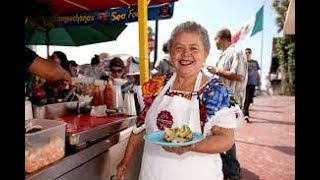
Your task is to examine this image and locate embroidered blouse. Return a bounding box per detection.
[133,73,238,134]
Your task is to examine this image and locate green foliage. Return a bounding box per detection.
[275,36,295,95]
[272,0,290,32]
[272,0,294,95]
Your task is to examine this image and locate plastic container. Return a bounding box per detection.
[25,119,67,173]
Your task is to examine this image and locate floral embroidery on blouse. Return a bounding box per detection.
[201,78,230,118]
[156,110,174,130]
[136,73,231,130]
[136,74,168,127]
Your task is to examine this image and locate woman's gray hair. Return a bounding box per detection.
[168,21,211,53]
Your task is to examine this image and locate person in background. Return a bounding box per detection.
[243,48,260,123]
[152,41,175,76]
[68,60,79,77]
[108,57,141,114]
[49,51,66,64]
[109,57,126,79]
[25,47,71,105]
[207,28,248,180]
[108,57,132,93]
[49,51,70,72]
[79,55,108,80]
[41,51,74,104]
[49,51,78,78]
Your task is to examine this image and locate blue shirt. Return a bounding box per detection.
[247,60,260,85]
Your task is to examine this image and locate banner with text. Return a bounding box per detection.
[54,3,174,27]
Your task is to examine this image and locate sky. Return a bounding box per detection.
[33,0,282,89]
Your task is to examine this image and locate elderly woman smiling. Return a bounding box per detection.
[117,21,237,180]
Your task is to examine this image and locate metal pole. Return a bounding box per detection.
[46,29,50,58]
[47,46,50,58]
[138,0,149,85]
[153,20,159,69]
[260,4,264,89]
[260,25,263,78]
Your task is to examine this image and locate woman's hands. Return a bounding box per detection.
[162,144,194,155]
[116,131,145,180]
[116,159,129,180]
[163,126,234,155]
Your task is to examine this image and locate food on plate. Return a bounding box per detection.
[163,127,177,142]
[163,125,193,143]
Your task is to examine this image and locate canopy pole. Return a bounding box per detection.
[153,20,159,69]
[138,0,149,85]
[46,29,50,58]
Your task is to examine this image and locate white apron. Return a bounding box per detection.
[139,72,223,180]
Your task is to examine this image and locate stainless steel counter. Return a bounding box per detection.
[66,115,136,146]
[25,125,144,180]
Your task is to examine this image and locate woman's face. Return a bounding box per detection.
[110,66,124,78]
[170,32,208,77]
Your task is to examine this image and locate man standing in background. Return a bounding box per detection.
[243,48,261,123]
[207,28,248,180]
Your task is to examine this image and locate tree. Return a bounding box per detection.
[272,0,295,95]
[275,36,295,95]
[272,0,290,32]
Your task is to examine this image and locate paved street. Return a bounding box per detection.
[236,95,295,180]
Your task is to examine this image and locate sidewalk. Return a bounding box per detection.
[236,95,295,180]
